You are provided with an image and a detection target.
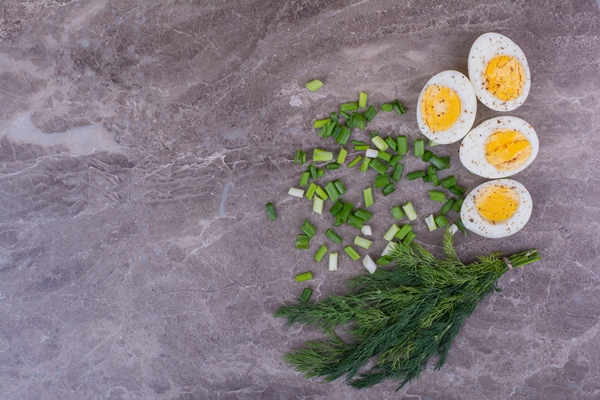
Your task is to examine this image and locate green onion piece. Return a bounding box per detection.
[381,103,393,112]
[325,228,343,245]
[365,149,379,158]
[350,113,366,130]
[348,214,364,230]
[294,271,313,282]
[407,170,426,180]
[306,183,317,200]
[370,130,380,138]
[335,203,354,226]
[429,190,446,202]
[288,187,305,198]
[330,112,339,123]
[351,140,366,145]
[449,186,466,197]
[377,150,392,162]
[363,187,374,207]
[314,245,328,263]
[391,163,404,182]
[414,139,425,157]
[422,174,432,183]
[359,157,371,172]
[340,102,359,112]
[344,246,361,261]
[376,256,392,266]
[301,219,317,238]
[314,118,331,129]
[395,224,413,240]
[321,121,337,139]
[313,196,324,215]
[329,199,345,216]
[385,136,398,152]
[326,162,341,170]
[389,155,402,167]
[393,99,407,115]
[441,175,458,189]
[305,79,323,92]
[330,124,341,139]
[429,140,441,147]
[442,156,451,169]
[422,150,434,162]
[361,225,372,236]
[403,231,416,245]
[353,208,373,221]
[364,105,377,121]
[431,171,440,186]
[382,183,396,196]
[440,199,455,216]
[383,224,400,241]
[299,171,310,186]
[316,168,325,178]
[371,136,389,151]
[390,206,404,220]
[313,149,333,162]
[337,148,348,164]
[336,126,352,145]
[397,135,408,155]
[452,198,464,213]
[359,92,368,108]
[265,203,277,221]
[402,201,418,221]
[294,149,306,164]
[309,163,318,179]
[369,159,389,174]
[315,186,328,201]
[435,215,449,227]
[324,181,340,202]
[429,154,446,170]
[328,252,338,271]
[347,155,363,168]
[355,145,370,151]
[339,111,351,119]
[455,219,467,236]
[425,214,437,231]
[295,234,310,250]
[334,179,346,195]
[375,174,390,188]
[354,236,373,250]
[300,287,313,302]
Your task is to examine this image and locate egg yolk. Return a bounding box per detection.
[484,55,525,101]
[421,84,461,132]
[484,129,532,171]
[474,185,520,222]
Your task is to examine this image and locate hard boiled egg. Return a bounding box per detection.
[459,116,539,178]
[461,179,532,238]
[416,70,477,144]
[468,32,531,111]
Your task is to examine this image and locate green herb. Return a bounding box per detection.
[313,149,333,162]
[337,148,348,164]
[305,79,323,92]
[314,245,328,263]
[413,139,425,157]
[275,230,541,389]
[295,234,310,249]
[300,287,313,302]
[341,102,359,112]
[265,202,277,221]
[365,105,378,121]
[301,219,317,238]
[326,162,341,170]
[353,208,373,221]
[293,271,313,283]
[347,155,363,168]
[344,245,361,261]
[390,206,404,220]
[381,103,393,112]
[382,183,396,196]
[363,188,374,208]
[325,228,342,245]
[314,118,331,129]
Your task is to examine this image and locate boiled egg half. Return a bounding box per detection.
[416,70,477,144]
[468,32,531,111]
[459,116,539,178]
[461,179,532,238]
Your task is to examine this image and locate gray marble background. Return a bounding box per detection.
[1,1,599,399]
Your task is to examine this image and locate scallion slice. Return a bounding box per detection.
[402,201,418,221]
[301,219,317,238]
[363,188,374,208]
[381,241,395,256]
[376,256,392,266]
[429,154,446,170]
[306,183,317,200]
[381,103,393,112]
[359,92,368,108]
[407,170,425,180]
[449,223,459,236]
[429,190,446,202]
[336,126,352,145]
[334,179,346,195]
[452,198,464,213]
[383,224,400,241]
[315,186,328,201]
[299,171,310,186]
[370,130,380,138]
[313,196,324,215]
[326,162,341,170]
[354,208,373,221]
[361,225,372,236]
[422,150,434,162]
[328,252,338,271]
[339,111,351,119]
[309,163,318,179]
[337,148,348,164]
[265,203,277,221]
[369,159,389,175]
[314,244,328,262]
[365,149,379,158]
[295,234,310,249]
[330,112,339,122]
[385,136,398,152]
[365,105,377,121]
[355,145,370,151]
[371,136,389,151]
[442,156,451,169]
[397,135,408,155]
[403,231,416,245]
[390,206,404,220]
[429,140,441,147]
[435,215,449,227]
[317,168,325,178]
[395,224,413,240]
[325,228,342,244]
[288,187,305,198]
[359,157,371,172]
[455,219,467,236]
[305,79,323,92]
[375,174,390,188]
[336,203,354,226]
[449,186,465,197]
[382,183,396,196]
[348,214,364,230]
[344,246,361,261]
[440,175,458,189]
[340,102,359,112]
[389,155,402,166]
[377,150,392,162]
[300,287,313,302]
[425,214,437,231]
[352,140,366,145]
[391,163,404,181]
[313,149,333,162]
[347,155,363,168]
[351,113,367,130]
[329,199,345,216]
[440,199,455,216]
[362,255,377,274]
[413,139,425,157]
[294,271,313,282]
[392,99,406,115]
[294,149,306,164]
[314,118,331,129]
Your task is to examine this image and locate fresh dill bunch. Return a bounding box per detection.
[274,229,541,390]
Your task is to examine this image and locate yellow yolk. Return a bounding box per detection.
[421,84,461,132]
[484,129,532,171]
[484,55,525,101]
[474,185,520,222]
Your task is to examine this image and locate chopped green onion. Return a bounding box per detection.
[455,219,467,236]
[325,228,342,244]
[429,154,446,170]
[314,118,331,129]
[382,183,396,196]
[328,252,338,271]
[381,241,395,256]
[294,271,313,282]
[390,206,404,220]
[435,215,449,227]
[320,121,336,138]
[329,199,345,216]
[363,187,374,207]
[344,246,361,261]
[348,214,364,230]
[440,175,458,189]
[376,256,392,266]
[422,174,432,183]
[288,187,305,198]
[313,196,324,215]
[422,150,434,162]
[425,214,437,231]
[309,163,318,179]
[314,244,328,262]
[431,171,440,186]
[349,113,366,130]
[265,203,277,221]
[365,149,379,158]
[395,224,413,240]
[449,186,465,197]
[330,112,339,123]
[375,174,390,188]
[359,92,368,108]
[326,162,341,170]
[354,208,373,221]
[362,255,377,274]
[381,103,393,112]
[334,179,346,195]
[337,148,348,164]
[352,140,366,145]
[339,111,351,119]
[370,130,380,138]
[313,149,333,162]
[316,168,325,178]
[335,203,354,226]
[391,163,404,181]
[295,234,310,249]
[440,199,455,216]
[324,181,340,202]
[407,170,425,180]
[365,105,378,121]
[299,171,310,186]
[385,136,398,152]
[301,219,317,238]
[306,183,317,200]
[371,136,389,151]
[429,190,446,202]
[402,201,418,221]
[336,126,352,145]
[305,79,323,92]
[449,223,459,235]
[347,155,363,168]
[413,139,425,157]
[361,225,372,236]
[377,150,392,162]
[429,140,441,147]
[300,287,313,302]
[392,99,406,115]
[403,231,416,245]
[340,102,359,112]
[452,198,464,213]
[294,149,306,164]
[369,159,389,174]
[383,224,400,241]
[355,145,370,151]
[359,157,371,172]
[397,135,408,155]
[315,186,328,201]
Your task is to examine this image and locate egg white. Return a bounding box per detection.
[461,179,533,238]
[459,116,539,178]
[468,32,531,112]
[416,70,477,144]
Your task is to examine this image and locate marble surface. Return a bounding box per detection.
[1,1,599,399]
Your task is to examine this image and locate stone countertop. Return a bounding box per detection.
[1,1,599,399]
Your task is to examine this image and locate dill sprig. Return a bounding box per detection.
[275,229,541,390]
